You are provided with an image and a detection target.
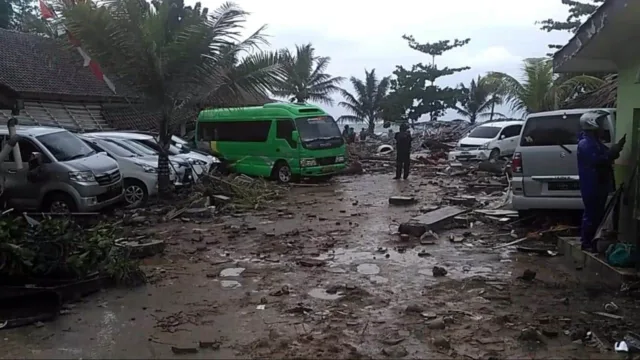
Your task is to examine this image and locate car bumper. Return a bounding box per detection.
[448,149,491,161]
[300,163,347,176]
[511,193,585,210]
[75,182,125,212]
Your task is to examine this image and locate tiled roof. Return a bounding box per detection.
[0,29,122,99]
[102,106,197,132]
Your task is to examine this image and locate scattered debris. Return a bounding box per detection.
[432,266,447,277]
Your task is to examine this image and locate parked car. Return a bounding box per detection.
[78,135,176,207]
[511,108,616,215]
[99,137,193,185]
[87,131,217,179]
[0,126,123,213]
[118,130,219,159]
[448,120,524,161]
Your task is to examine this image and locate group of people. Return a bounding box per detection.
[342,125,368,144]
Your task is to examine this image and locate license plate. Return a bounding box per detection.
[108,184,122,193]
[321,166,335,173]
[461,151,470,155]
[548,181,579,191]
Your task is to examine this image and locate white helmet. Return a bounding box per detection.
[579,111,607,130]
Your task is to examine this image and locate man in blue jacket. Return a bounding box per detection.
[577,111,626,252]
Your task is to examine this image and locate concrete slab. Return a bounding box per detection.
[399,206,468,237]
[389,196,417,206]
[557,236,639,288]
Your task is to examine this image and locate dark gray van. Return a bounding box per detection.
[0,126,123,212]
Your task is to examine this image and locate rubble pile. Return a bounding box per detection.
[195,173,286,210]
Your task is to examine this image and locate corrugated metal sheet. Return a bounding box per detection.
[0,101,113,132]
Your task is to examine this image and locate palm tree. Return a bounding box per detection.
[273,43,344,105]
[485,57,603,115]
[59,0,284,192]
[337,69,390,134]
[456,75,505,124]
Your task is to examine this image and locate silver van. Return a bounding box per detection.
[511,108,615,215]
[0,126,123,213]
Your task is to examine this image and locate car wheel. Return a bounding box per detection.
[489,148,500,161]
[273,162,292,183]
[45,192,77,214]
[124,179,149,207]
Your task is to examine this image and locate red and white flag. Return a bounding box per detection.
[39,0,116,94]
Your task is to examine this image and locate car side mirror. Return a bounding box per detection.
[28,151,43,170]
[499,135,506,140]
[291,131,299,142]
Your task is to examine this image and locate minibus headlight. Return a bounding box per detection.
[300,158,317,167]
[478,142,490,150]
[69,171,95,182]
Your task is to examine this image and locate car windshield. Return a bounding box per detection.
[37,131,95,161]
[113,139,157,156]
[468,126,501,139]
[294,116,342,141]
[138,139,181,155]
[100,139,138,157]
[520,114,612,146]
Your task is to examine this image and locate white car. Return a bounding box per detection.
[448,120,524,161]
[79,135,176,206]
[86,132,217,179]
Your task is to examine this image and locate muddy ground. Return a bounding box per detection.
[3,173,640,359]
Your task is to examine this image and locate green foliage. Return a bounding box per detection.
[272,43,344,105]
[0,0,13,29]
[456,75,505,124]
[383,35,471,124]
[0,216,145,286]
[337,69,390,134]
[485,58,604,114]
[537,0,605,52]
[59,0,285,191]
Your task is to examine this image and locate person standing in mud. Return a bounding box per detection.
[394,123,412,180]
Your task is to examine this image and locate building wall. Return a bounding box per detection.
[614,64,640,240]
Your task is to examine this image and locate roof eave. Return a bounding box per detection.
[552,0,628,73]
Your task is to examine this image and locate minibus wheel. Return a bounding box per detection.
[273,161,292,183]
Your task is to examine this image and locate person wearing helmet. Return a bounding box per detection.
[577,110,626,252]
[394,123,412,179]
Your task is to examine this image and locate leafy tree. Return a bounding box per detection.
[485,58,603,115]
[456,75,505,124]
[273,43,344,105]
[60,0,284,192]
[337,69,390,134]
[384,35,471,124]
[537,0,604,53]
[0,0,12,29]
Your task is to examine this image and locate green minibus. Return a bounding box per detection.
[195,103,347,183]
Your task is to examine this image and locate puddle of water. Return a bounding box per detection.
[221,280,242,289]
[308,288,343,300]
[220,267,245,277]
[357,263,380,275]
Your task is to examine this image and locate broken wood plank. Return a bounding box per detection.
[410,206,467,226]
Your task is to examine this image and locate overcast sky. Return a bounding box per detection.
[212,0,581,122]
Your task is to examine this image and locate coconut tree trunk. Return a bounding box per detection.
[157,111,172,195]
[367,117,375,135]
[490,101,495,121]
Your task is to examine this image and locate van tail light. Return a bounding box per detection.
[512,152,522,173]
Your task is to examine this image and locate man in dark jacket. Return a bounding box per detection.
[394,123,412,179]
[577,110,626,252]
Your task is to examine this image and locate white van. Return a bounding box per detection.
[511,108,616,214]
[448,120,524,161]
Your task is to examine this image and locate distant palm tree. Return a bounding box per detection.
[456,75,505,124]
[273,43,344,105]
[485,58,603,115]
[337,69,390,134]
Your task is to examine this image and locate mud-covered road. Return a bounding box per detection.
[3,174,640,359]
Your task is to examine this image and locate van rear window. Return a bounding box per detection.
[520,114,611,146]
